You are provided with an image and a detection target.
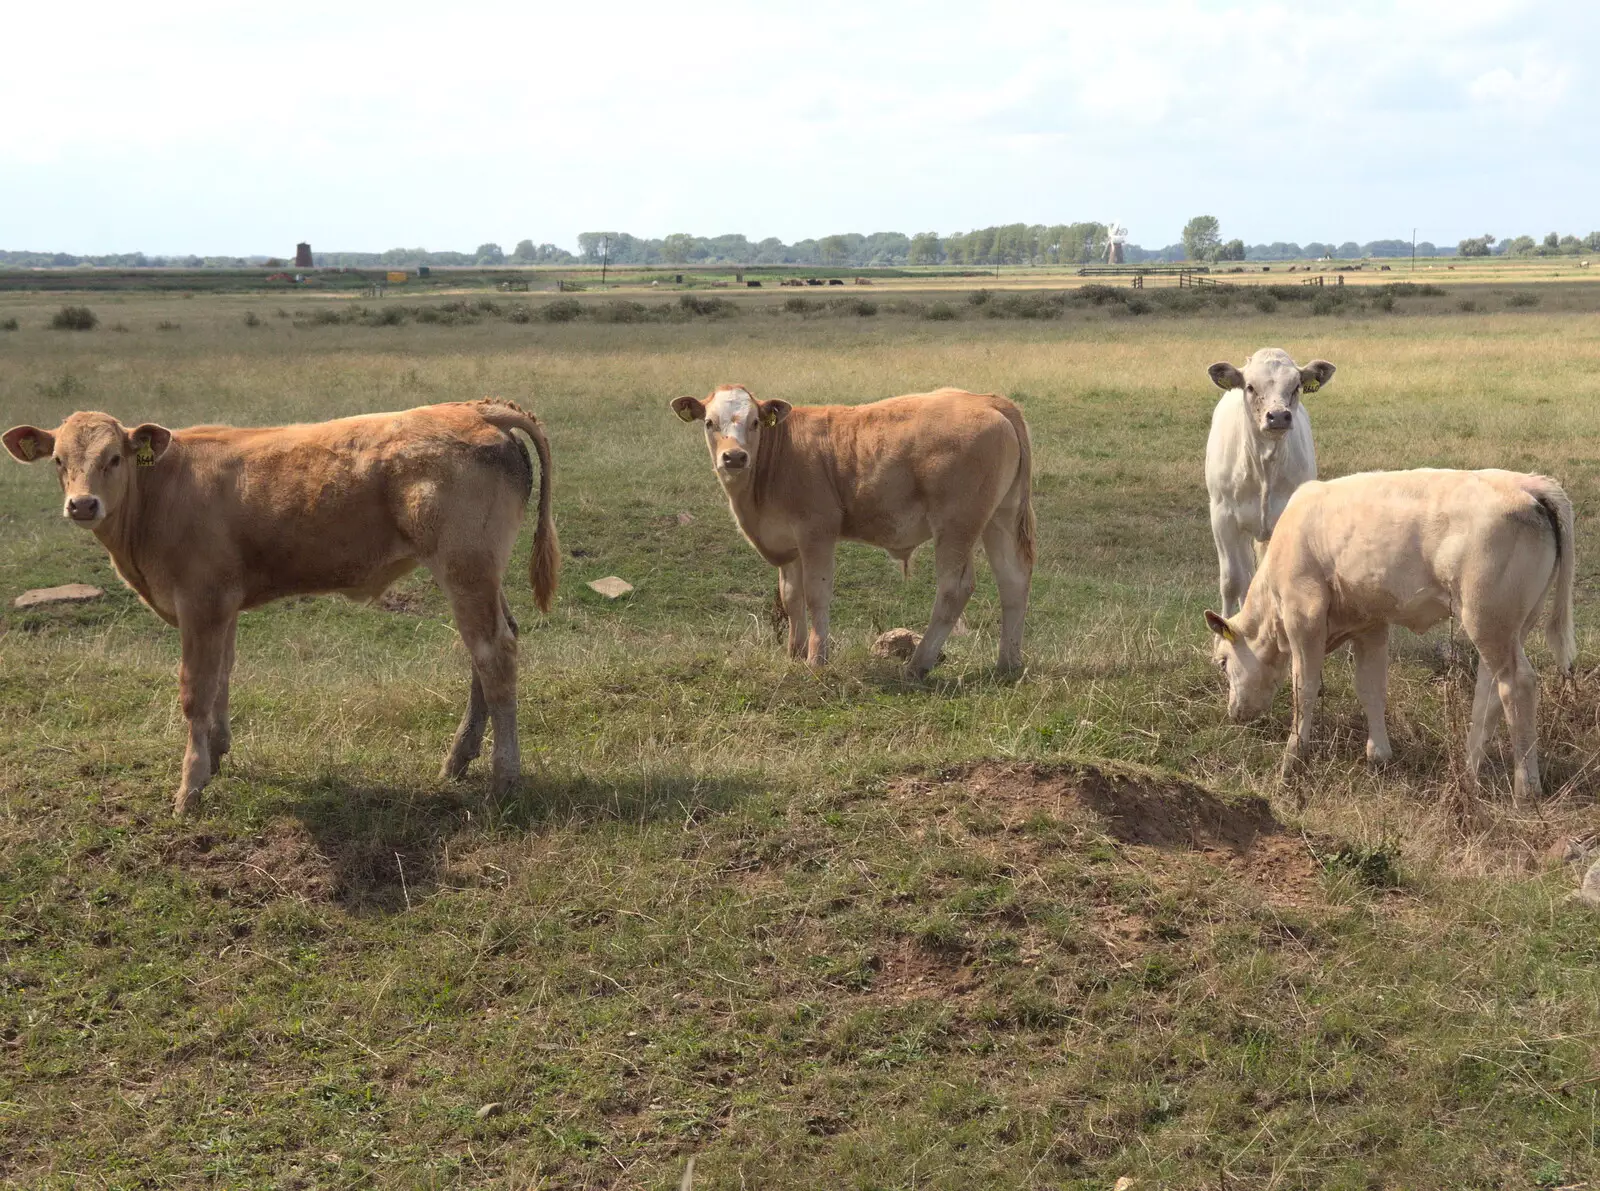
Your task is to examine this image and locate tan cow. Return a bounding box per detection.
[1205,469,1575,799]
[3,400,558,816]
[671,385,1034,676]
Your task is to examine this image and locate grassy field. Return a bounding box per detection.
[2,282,1600,1188]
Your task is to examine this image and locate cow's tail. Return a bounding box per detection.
[999,399,1036,567]
[478,401,560,615]
[1526,475,1576,672]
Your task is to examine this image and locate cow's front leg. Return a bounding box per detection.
[1210,508,1255,618]
[911,535,978,679]
[799,541,836,669]
[1351,625,1392,763]
[1281,633,1325,783]
[208,616,238,776]
[778,559,808,660]
[174,609,233,817]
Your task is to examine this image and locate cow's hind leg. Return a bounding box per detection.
[1491,643,1542,802]
[910,533,980,679]
[1465,656,1503,791]
[441,592,520,781]
[981,515,1031,675]
[438,565,521,796]
[442,673,489,781]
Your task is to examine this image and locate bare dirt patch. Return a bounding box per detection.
[167,818,337,904]
[865,939,978,1003]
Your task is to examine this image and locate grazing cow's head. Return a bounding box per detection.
[670,385,792,481]
[1204,610,1285,722]
[3,411,173,528]
[1207,348,1335,437]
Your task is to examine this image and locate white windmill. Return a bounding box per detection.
[1104,220,1129,265]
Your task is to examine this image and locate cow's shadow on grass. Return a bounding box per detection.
[273,768,755,915]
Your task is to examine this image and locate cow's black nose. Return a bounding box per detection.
[1266,411,1292,429]
[721,449,748,469]
[66,496,100,521]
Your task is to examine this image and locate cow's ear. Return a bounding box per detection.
[1208,362,1245,392]
[671,396,706,423]
[1204,610,1238,642]
[757,399,792,428]
[2,425,54,463]
[1299,360,1335,394]
[127,423,173,466]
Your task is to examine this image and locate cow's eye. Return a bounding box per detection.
[1245,385,1254,396]
[107,455,121,469]
[705,418,714,429]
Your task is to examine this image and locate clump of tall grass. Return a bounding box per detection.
[50,305,98,331]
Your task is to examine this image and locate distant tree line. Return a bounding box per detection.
[15,225,1597,271]
[1481,231,1600,257]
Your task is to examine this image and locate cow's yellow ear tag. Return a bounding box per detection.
[761,410,777,427]
[18,435,38,461]
[135,438,156,468]
[1222,624,1238,642]
[1302,378,1320,394]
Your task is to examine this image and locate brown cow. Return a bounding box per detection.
[3,400,558,816]
[670,385,1034,677]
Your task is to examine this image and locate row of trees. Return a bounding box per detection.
[23,226,1599,272]
[1458,232,1600,258]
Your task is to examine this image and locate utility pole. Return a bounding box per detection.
[1411,228,1416,273]
[601,235,609,287]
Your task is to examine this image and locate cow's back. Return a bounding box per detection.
[1266,469,1557,629]
[142,404,532,608]
[779,389,1022,535]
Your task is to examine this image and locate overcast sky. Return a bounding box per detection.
[4,0,1595,255]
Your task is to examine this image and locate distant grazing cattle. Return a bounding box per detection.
[1380,265,1391,271]
[1204,348,1334,615]
[827,278,844,286]
[670,386,1034,677]
[3,401,558,816]
[1206,469,1575,798]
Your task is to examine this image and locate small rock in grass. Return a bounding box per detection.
[587,576,633,600]
[1574,858,1600,908]
[13,583,103,609]
[476,1101,504,1119]
[872,628,921,660]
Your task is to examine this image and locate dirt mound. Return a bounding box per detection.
[892,761,1320,899]
[896,760,1280,851]
[167,819,337,904]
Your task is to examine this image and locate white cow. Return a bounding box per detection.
[1204,348,1335,615]
[1205,469,1576,799]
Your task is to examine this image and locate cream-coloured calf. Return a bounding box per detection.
[1205,469,1575,798]
[671,385,1035,677]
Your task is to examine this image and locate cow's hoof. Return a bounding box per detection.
[1365,741,1392,764]
[172,788,202,818]
[490,771,523,800]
